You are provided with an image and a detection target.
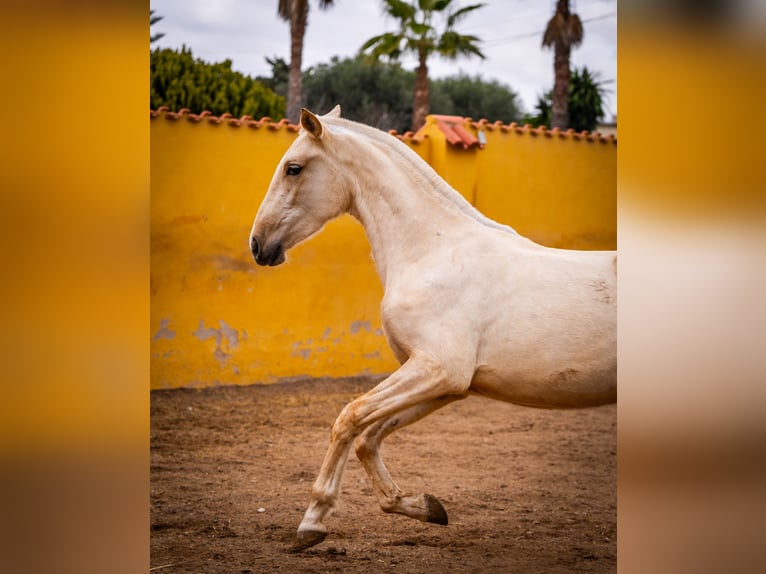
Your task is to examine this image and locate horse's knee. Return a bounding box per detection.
[331,403,362,443]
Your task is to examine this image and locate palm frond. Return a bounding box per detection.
[383,0,416,21]
[569,14,584,47]
[150,10,164,26]
[438,31,484,59]
[542,10,584,48]
[408,21,432,36]
[447,3,485,28]
[277,0,291,21]
[362,32,405,60]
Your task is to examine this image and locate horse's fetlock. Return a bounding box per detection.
[380,495,401,514]
[310,486,335,508]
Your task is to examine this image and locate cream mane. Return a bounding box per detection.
[322,116,520,237]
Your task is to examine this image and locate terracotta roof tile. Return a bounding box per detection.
[149,109,616,144]
[425,114,616,144]
[386,129,428,145]
[430,115,482,149]
[452,123,480,146]
[149,108,300,131]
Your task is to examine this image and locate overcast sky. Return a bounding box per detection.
[150,0,617,121]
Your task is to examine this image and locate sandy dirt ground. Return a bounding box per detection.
[151,376,616,573]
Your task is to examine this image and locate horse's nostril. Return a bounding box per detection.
[250,236,260,259]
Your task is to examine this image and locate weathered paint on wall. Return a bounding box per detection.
[150,109,615,389]
[150,113,396,389]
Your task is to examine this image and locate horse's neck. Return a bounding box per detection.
[334,129,479,282]
[327,118,524,282]
[329,118,519,223]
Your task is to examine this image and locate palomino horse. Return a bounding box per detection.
[250,106,616,551]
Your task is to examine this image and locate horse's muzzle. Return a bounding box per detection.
[251,235,285,267]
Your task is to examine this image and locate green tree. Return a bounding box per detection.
[361,0,485,131]
[522,93,553,128]
[430,73,522,124]
[278,0,336,123]
[150,10,165,44]
[522,66,608,133]
[150,46,285,119]
[302,56,414,132]
[298,56,522,132]
[542,0,583,129]
[256,56,290,98]
[566,67,607,132]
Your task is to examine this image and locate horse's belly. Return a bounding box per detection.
[470,360,616,408]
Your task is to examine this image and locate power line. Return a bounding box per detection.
[483,11,616,48]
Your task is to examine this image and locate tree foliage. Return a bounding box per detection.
[302,56,414,132]
[523,94,553,129]
[255,56,289,100]
[360,0,486,131]
[150,46,285,119]
[566,67,607,132]
[522,66,608,133]
[430,74,522,124]
[297,56,521,133]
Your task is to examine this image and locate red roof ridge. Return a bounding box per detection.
[150,108,300,131]
[428,115,482,149]
[425,113,616,144]
[430,114,468,123]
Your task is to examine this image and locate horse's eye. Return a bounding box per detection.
[286,164,302,176]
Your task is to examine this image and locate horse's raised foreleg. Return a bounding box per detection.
[291,354,469,552]
[354,394,466,524]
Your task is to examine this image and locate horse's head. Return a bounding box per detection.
[250,106,348,266]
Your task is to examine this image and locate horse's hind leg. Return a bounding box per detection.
[291,354,470,552]
[354,395,466,524]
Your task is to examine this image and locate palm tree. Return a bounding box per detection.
[542,0,583,130]
[361,0,485,132]
[522,66,609,133]
[278,0,336,123]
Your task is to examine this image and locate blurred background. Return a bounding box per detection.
[149,0,617,133]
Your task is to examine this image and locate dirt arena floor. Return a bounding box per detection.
[151,376,616,573]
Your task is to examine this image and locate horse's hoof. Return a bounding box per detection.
[288,529,327,552]
[424,493,448,525]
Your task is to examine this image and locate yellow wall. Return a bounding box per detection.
[417,116,617,249]
[151,110,615,389]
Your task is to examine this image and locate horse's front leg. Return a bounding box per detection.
[291,354,469,552]
[354,395,466,524]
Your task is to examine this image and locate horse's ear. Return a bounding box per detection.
[325,104,342,118]
[300,108,324,139]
